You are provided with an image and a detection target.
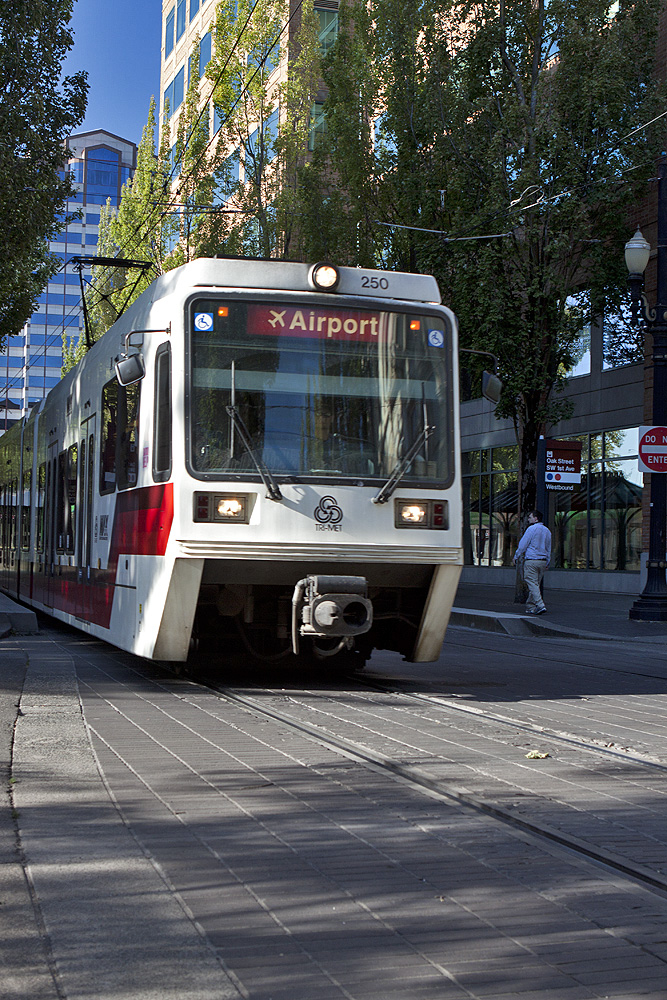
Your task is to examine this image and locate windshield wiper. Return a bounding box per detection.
[372,424,434,505]
[227,361,283,502]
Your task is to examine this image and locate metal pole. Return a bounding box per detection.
[630,158,667,620]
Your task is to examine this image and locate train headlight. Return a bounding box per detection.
[217,497,243,519]
[309,262,340,292]
[194,493,251,523]
[394,499,448,530]
[399,504,427,524]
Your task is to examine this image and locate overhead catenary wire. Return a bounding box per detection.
[1,0,303,404]
[97,0,307,282]
[2,36,666,403]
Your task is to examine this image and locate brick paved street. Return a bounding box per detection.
[3,610,667,999]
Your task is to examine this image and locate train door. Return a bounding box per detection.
[44,442,59,608]
[77,416,95,619]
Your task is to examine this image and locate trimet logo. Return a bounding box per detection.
[314,496,343,531]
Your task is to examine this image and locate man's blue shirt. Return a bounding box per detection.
[516,522,551,563]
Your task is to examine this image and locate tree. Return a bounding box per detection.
[295,0,665,518]
[0,0,87,347]
[207,0,321,259]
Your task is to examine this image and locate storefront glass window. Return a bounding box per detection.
[464,428,641,573]
[463,446,516,566]
[553,486,588,570]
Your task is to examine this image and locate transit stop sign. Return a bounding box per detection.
[543,439,582,492]
[638,426,667,474]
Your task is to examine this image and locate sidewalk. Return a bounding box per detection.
[453,579,667,642]
[0,592,38,638]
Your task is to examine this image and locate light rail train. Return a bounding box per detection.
[0,258,462,668]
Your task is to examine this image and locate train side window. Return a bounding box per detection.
[77,439,85,566]
[100,379,118,494]
[118,382,140,490]
[21,467,31,550]
[56,452,66,552]
[86,434,94,567]
[66,444,77,554]
[36,463,46,553]
[153,344,172,482]
[10,481,17,551]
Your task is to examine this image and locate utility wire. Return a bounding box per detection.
[1,0,299,401]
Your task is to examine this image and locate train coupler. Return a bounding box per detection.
[291,575,373,655]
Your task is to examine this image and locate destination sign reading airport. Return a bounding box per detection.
[638,426,667,474]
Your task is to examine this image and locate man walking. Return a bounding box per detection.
[514,510,551,615]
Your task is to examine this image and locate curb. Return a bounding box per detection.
[0,613,11,639]
[0,598,39,635]
[450,607,623,642]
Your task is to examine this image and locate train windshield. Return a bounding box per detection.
[188,298,453,484]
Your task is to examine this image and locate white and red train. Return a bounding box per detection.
[0,258,462,668]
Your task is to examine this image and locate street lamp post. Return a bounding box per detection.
[627,158,667,621]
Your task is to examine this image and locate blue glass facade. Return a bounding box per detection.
[0,130,136,434]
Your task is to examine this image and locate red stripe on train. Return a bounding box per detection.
[34,483,174,629]
[109,482,174,564]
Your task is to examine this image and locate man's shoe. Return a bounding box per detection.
[527,608,547,615]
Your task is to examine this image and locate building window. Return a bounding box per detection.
[163,65,185,120]
[553,430,641,572]
[189,31,212,82]
[463,429,642,573]
[308,103,327,151]
[165,6,175,56]
[463,446,519,567]
[189,0,200,19]
[603,299,643,370]
[563,291,591,378]
[85,146,120,205]
[214,148,240,204]
[176,0,186,41]
[315,6,338,54]
[200,31,212,76]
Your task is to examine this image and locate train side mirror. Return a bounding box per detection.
[115,353,145,386]
[482,370,502,405]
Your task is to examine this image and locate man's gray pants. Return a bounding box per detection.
[524,559,547,611]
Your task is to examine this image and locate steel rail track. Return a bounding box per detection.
[356,677,667,770]
[211,683,667,898]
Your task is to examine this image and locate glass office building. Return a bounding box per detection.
[0,130,136,435]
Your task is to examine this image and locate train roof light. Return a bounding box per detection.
[309,262,340,292]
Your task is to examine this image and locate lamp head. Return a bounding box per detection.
[625,228,651,276]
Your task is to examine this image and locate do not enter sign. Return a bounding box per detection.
[638,426,667,473]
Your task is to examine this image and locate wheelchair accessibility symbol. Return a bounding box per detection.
[428,329,444,348]
[194,312,214,331]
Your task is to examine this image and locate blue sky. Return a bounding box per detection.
[62,0,163,147]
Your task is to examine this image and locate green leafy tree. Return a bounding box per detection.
[168,39,219,266]
[0,0,87,346]
[207,0,321,258]
[296,0,665,517]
